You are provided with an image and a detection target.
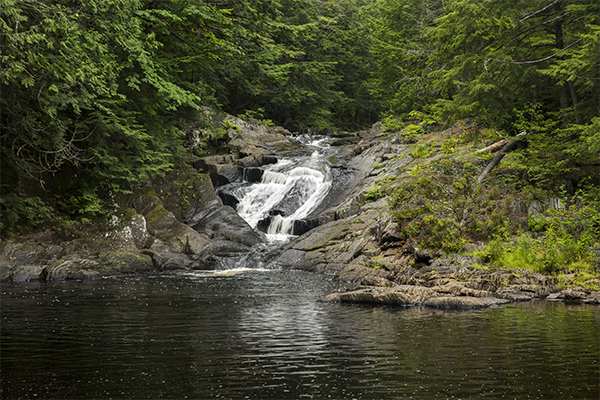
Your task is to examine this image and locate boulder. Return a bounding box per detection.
[41,259,103,281]
[133,192,212,257]
[2,265,45,282]
[422,296,510,309]
[545,288,600,304]
[190,205,265,252]
[322,285,440,306]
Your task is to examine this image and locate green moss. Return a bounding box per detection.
[363,255,385,270]
[145,204,170,224]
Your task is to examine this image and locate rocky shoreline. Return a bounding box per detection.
[320,261,600,308]
[2,111,598,308]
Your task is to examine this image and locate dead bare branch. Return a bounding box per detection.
[475,139,509,154]
[477,131,527,184]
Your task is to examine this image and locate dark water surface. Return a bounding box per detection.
[1,269,598,399]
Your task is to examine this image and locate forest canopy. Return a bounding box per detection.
[1,0,599,230]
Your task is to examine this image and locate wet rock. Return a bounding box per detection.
[0,241,63,269]
[292,219,319,236]
[422,296,510,309]
[218,191,240,208]
[2,265,45,282]
[190,205,265,249]
[431,282,493,298]
[134,193,212,257]
[190,156,241,187]
[41,259,103,281]
[331,137,359,146]
[322,285,440,306]
[242,167,264,183]
[99,251,155,273]
[358,276,395,287]
[143,250,195,271]
[268,249,307,269]
[236,155,278,169]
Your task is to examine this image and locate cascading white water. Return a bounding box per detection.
[235,145,332,242]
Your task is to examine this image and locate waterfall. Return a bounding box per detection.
[234,142,332,242]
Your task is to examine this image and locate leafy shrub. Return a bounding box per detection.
[412,143,430,158]
[0,195,55,237]
[52,216,95,240]
[442,137,459,154]
[221,118,241,132]
[477,203,599,276]
[407,110,437,126]
[59,186,107,217]
[382,114,403,133]
[402,124,424,143]
[387,161,516,253]
[195,127,231,156]
[363,175,398,203]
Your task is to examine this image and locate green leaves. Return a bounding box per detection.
[1,0,238,192]
[201,0,378,130]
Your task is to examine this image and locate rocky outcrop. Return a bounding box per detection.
[319,260,600,307]
[2,110,599,309]
[0,216,156,281]
[322,285,511,309]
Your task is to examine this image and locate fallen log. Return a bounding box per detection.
[477,131,527,184]
[475,139,509,154]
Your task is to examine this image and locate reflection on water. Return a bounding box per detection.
[1,270,599,399]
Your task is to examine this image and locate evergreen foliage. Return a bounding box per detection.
[1,0,237,221]
[205,0,378,130]
[369,0,599,199]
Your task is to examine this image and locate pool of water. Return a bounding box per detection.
[1,269,598,399]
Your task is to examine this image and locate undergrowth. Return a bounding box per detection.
[385,158,517,254]
[365,122,599,288]
[476,204,600,288]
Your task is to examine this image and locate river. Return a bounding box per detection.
[1,270,599,399]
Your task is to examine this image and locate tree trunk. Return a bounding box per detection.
[475,139,509,154]
[531,86,538,124]
[554,18,570,127]
[568,81,582,124]
[477,131,527,184]
[558,84,570,127]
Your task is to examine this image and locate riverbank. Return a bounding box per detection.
[1,111,599,308]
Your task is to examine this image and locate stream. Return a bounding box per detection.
[219,134,335,243]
